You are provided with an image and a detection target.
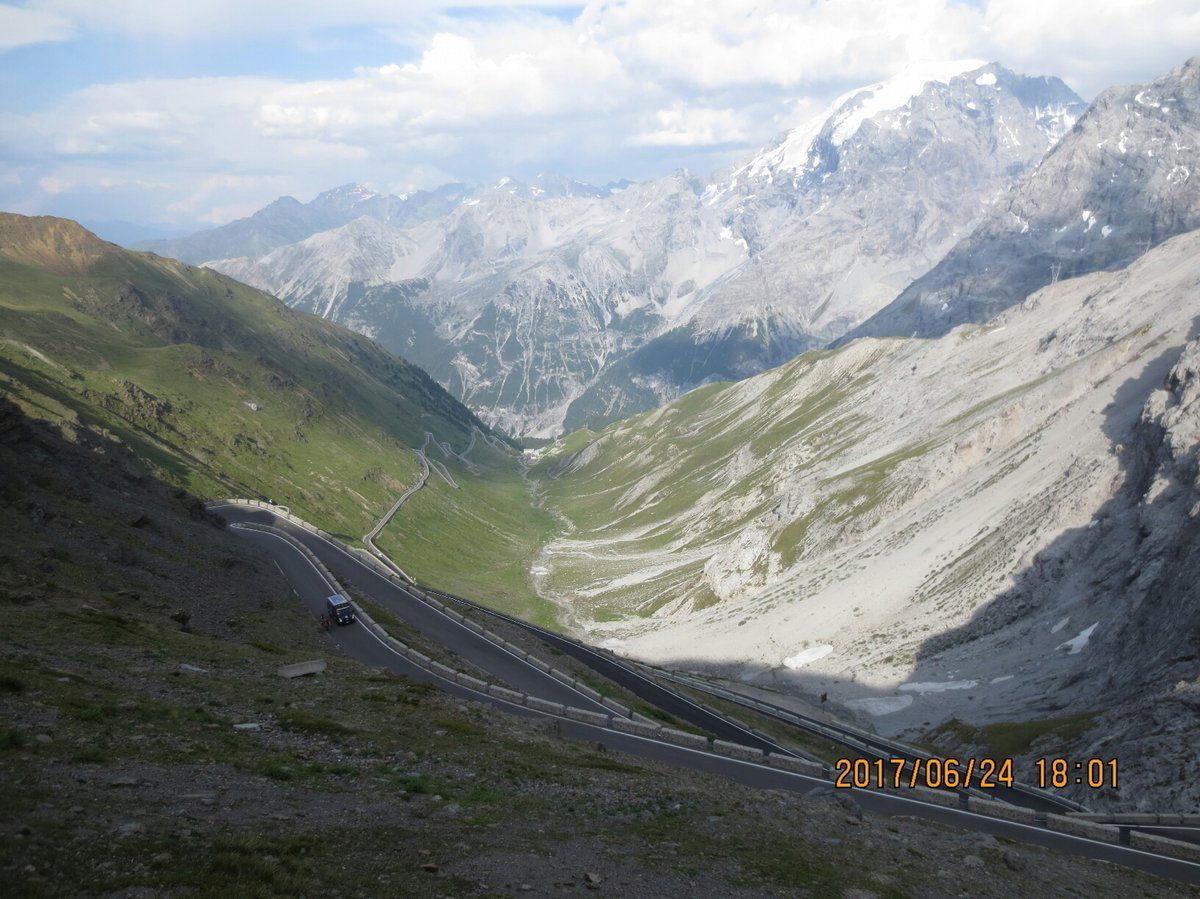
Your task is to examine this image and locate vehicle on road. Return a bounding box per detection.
[326,594,355,626]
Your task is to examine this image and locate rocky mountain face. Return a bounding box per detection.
[137,182,470,265]
[1044,336,1200,809]
[0,212,491,539]
[154,62,1081,436]
[848,56,1200,342]
[212,171,744,435]
[532,227,1200,809]
[565,63,1082,429]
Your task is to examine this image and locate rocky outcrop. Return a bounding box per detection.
[176,63,1081,436]
[849,56,1200,342]
[533,226,1200,814]
[1053,339,1200,809]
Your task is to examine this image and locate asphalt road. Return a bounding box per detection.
[218,506,610,715]
[224,519,1200,887]
[422,586,796,756]
[424,586,1080,813]
[673,680,1080,813]
[420,585,1080,811]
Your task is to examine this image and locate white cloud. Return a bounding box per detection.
[584,0,978,90]
[29,0,571,39]
[4,0,1200,226]
[37,174,70,194]
[0,4,72,51]
[980,0,1200,96]
[628,104,748,147]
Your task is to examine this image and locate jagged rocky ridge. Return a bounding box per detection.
[531,225,1200,810]
[848,56,1200,341]
[157,62,1082,436]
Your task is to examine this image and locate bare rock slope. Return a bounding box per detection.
[161,63,1080,436]
[849,56,1200,341]
[534,229,1200,809]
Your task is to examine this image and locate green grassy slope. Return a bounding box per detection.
[375,439,563,627]
[6,400,1098,899]
[530,342,906,619]
[0,213,502,542]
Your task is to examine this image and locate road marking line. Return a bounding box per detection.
[230,518,1200,882]
[233,509,609,715]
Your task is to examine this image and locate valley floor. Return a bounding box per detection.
[7,402,1182,896]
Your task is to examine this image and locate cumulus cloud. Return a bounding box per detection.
[4,0,1200,227]
[628,104,749,147]
[0,4,72,51]
[28,0,570,39]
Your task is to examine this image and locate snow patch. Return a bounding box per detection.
[1058,622,1098,655]
[729,58,983,183]
[898,679,978,694]
[845,695,914,716]
[1050,616,1070,635]
[782,644,834,669]
[830,59,985,146]
[975,72,997,87]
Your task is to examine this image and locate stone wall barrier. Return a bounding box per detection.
[454,673,488,691]
[904,786,961,809]
[658,728,710,751]
[573,682,604,703]
[610,718,662,739]
[966,797,1040,826]
[524,696,566,716]
[601,697,632,718]
[712,740,766,763]
[767,754,825,778]
[564,707,612,728]
[1129,831,1200,863]
[428,661,458,681]
[1045,814,1120,843]
[487,684,525,704]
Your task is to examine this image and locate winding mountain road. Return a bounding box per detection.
[219,505,609,713]
[216,503,1200,887]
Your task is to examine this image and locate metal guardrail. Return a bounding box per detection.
[216,502,1200,869]
[219,505,634,718]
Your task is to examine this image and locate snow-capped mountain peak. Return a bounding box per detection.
[826,58,987,144]
[162,57,1085,437]
[713,59,986,193]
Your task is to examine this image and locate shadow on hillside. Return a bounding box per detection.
[0,354,223,489]
[646,326,1199,782]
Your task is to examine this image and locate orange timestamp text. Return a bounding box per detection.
[834,756,1015,790]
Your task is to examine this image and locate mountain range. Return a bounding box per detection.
[7,55,1200,814]
[521,56,1200,808]
[0,212,491,539]
[140,61,1084,437]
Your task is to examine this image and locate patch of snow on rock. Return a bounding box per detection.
[1058,622,1098,655]
[898,679,978,693]
[845,695,914,716]
[782,644,834,670]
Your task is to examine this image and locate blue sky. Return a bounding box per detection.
[2,1,1197,239]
